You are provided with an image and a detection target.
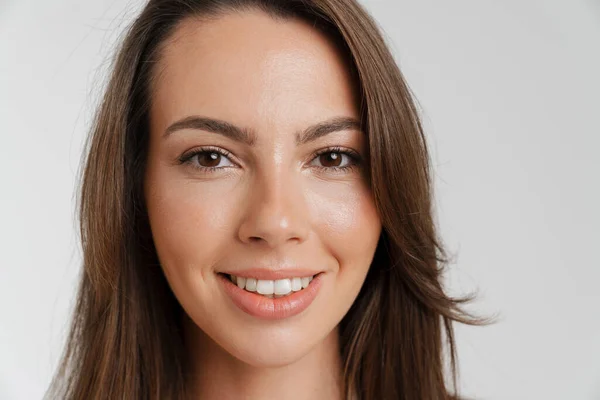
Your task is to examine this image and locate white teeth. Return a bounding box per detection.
[274,279,292,295]
[236,276,246,289]
[245,278,257,292]
[228,274,317,296]
[291,277,302,291]
[256,280,274,295]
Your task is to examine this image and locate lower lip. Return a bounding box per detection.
[217,273,323,320]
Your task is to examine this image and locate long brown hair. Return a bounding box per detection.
[46,0,496,398]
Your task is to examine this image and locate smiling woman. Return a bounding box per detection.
[45,1,494,399]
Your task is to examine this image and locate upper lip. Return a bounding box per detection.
[219,268,323,280]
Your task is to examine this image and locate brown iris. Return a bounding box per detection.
[318,152,342,167]
[197,151,221,168]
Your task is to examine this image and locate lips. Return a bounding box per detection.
[217,272,324,320]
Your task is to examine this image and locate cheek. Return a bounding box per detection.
[308,178,381,282]
[311,178,380,248]
[144,173,237,275]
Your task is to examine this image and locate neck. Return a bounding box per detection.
[183,315,343,400]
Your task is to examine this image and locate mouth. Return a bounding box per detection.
[220,273,319,298]
[216,272,324,320]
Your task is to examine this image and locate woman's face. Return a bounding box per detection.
[144,10,382,367]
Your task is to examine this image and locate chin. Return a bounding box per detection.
[233,342,312,368]
[217,320,327,367]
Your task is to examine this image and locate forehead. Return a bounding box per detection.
[149,10,360,138]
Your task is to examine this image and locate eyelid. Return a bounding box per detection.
[179,145,241,167]
[309,146,361,162]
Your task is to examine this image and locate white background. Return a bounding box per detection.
[1,0,599,399]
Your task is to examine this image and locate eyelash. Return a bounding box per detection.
[178,145,362,174]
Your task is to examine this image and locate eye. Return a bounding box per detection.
[179,145,362,175]
[179,146,237,172]
[308,146,361,173]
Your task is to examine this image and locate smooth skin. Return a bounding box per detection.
[144,9,382,400]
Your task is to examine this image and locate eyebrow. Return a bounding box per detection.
[163,115,362,145]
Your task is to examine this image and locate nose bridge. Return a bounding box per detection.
[238,163,309,247]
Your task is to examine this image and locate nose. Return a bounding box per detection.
[237,169,310,248]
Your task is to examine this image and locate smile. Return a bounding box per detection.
[217,272,324,320]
